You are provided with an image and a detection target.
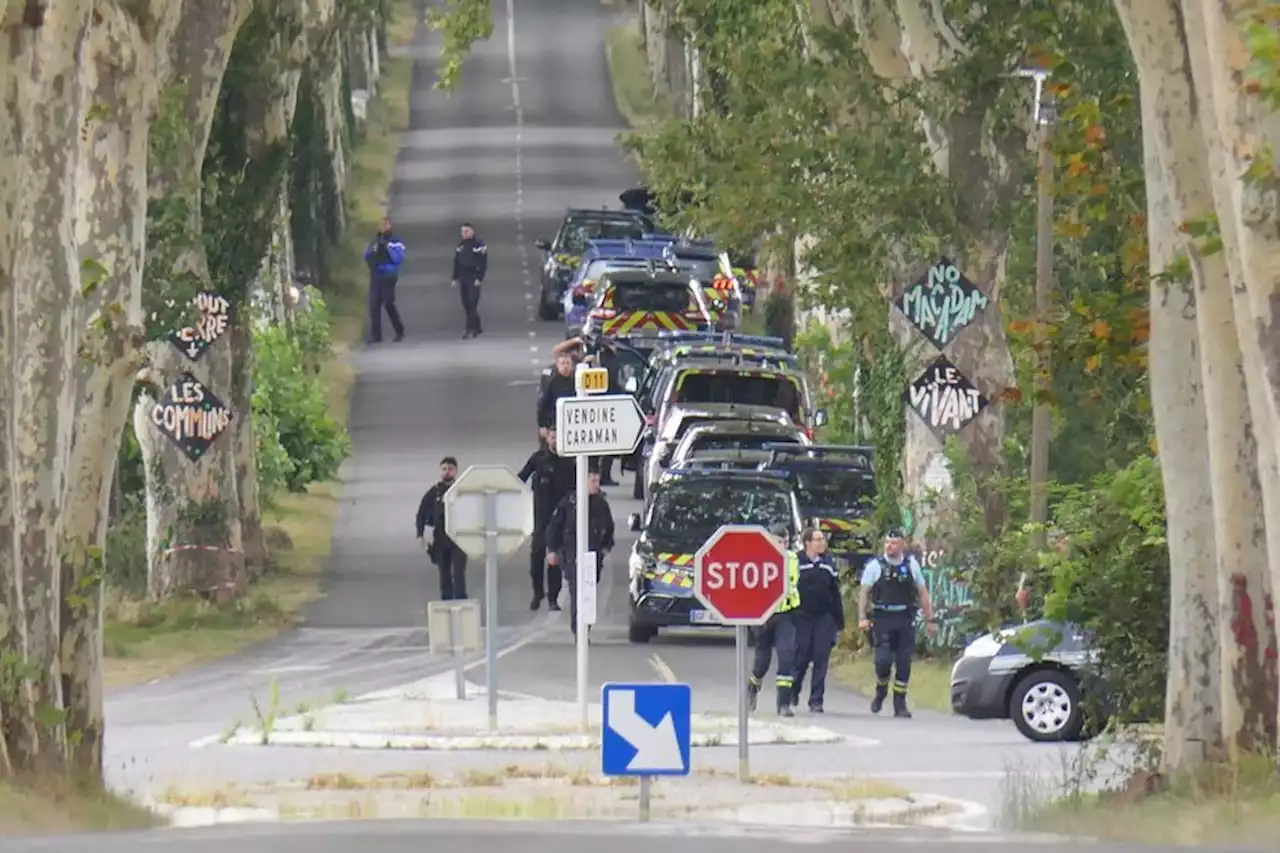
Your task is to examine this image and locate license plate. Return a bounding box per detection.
[689,609,720,625]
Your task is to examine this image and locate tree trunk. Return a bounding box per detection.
[1115,0,1229,770]
[57,0,185,777]
[136,0,254,601]
[0,0,100,777]
[1178,0,1280,746]
[851,0,1020,539]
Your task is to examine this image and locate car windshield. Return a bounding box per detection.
[649,481,793,551]
[674,258,721,281]
[611,281,690,313]
[559,220,647,253]
[583,259,641,282]
[673,371,801,419]
[690,431,799,453]
[792,468,877,511]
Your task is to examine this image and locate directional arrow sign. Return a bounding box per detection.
[556,394,645,457]
[600,683,691,776]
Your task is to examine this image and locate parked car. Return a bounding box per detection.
[950,619,1102,742]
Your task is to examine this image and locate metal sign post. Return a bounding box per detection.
[556,366,645,731]
[426,600,481,700]
[443,465,534,731]
[693,524,790,782]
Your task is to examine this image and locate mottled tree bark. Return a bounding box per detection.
[850,0,1021,539]
[1114,0,1229,771]
[0,0,95,776]
[58,0,184,777]
[135,0,254,601]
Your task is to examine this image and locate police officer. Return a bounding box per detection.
[746,524,801,717]
[792,528,844,713]
[545,464,615,640]
[517,428,575,611]
[415,456,467,600]
[537,352,578,439]
[858,529,937,718]
[364,216,406,343]
[452,222,487,339]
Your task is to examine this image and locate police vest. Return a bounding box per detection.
[870,558,918,612]
[778,552,801,612]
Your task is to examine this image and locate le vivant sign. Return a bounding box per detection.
[904,355,988,436]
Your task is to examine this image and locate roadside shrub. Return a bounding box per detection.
[105,495,149,597]
[252,320,350,492]
[292,284,333,370]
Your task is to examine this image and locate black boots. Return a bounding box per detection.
[747,678,760,712]
[776,686,794,717]
[871,682,888,714]
[893,692,912,718]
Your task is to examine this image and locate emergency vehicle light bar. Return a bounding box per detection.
[662,466,793,481]
[654,331,787,349]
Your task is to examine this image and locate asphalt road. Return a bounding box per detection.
[96,0,1144,846]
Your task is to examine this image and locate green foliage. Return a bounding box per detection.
[761,287,794,348]
[292,285,335,371]
[290,65,343,287]
[104,496,149,598]
[426,0,494,90]
[251,298,351,493]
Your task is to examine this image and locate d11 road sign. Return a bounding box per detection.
[556,394,645,457]
[693,524,789,625]
[443,465,535,559]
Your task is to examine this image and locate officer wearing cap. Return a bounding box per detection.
[792,527,844,713]
[746,524,801,717]
[858,528,936,718]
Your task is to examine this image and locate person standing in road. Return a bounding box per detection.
[364,216,406,343]
[746,524,802,716]
[545,464,615,640]
[517,428,575,611]
[537,352,578,439]
[452,222,487,339]
[791,528,844,714]
[858,529,936,718]
[415,456,468,601]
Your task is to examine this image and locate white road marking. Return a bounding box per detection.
[250,664,331,675]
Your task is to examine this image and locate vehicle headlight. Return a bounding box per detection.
[961,632,1004,659]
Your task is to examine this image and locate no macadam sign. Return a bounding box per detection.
[693,524,789,625]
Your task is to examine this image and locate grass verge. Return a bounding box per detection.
[605,19,671,129]
[0,777,162,836]
[832,653,954,714]
[1011,755,1280,846]
[101,5,416,691]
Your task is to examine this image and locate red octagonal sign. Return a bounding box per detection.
[694,524,789,625]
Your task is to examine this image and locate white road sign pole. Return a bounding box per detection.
[557,367,646,732]
[484,491,499,731]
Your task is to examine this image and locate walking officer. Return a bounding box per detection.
[415,456,468,601]
[746,524,801,717]
[792,528,844,713]
[517,428,575,611]
[452,222,487,339]
[858,528,937,718]
[364,216,406,343]
[545,464,615,640]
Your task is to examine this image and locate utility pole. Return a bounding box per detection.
[1019,69,1055,590]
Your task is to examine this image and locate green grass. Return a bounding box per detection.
[1011,754,1280,846]
[0,777,161,836]
[102,2,415,690]
[832,654,954,714]
[605,20,672,129]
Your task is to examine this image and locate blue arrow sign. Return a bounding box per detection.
[601,682,692,776]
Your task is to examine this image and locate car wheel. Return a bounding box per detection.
[1009,669,1084,742]
[628,619,655,644]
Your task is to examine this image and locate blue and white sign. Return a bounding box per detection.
[601,683,692,776]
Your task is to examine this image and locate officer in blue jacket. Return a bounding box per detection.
[452,222,488,339]
[363,216,406,343]
[792,527,844,713]
[858,529,936,718]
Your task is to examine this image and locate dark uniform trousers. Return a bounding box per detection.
[434,540,468,601]
[870,609,915,699]
[530,512,562,603]
[793,613,838,709]
[460,277,482,335]
[368,274,404,341]
[750,611,799,703]
[561,557,603,636]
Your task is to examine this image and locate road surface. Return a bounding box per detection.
[101,0,1107,841]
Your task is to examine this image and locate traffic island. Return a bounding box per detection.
[217,672,846,750]
[152,766,964,827]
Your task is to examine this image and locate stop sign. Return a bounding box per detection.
[693,524,789,625]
